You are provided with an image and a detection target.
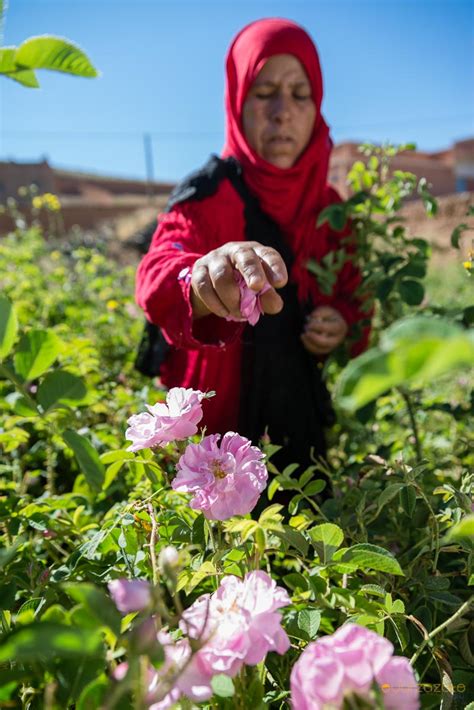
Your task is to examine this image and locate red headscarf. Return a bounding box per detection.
[222,18,340,301]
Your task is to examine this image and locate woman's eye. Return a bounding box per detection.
[294,94,311,101]
[255,92,274,100]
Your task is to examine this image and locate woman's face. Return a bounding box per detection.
[242,54,316,169]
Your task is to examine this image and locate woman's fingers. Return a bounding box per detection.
[207,255,242,317]
[253,245,288,288]
[301,306,348,355]
[231,243,287,314]
[191,262,230,318]
[191,242,287,319]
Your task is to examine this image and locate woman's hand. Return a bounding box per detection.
[301,305,348,356]
[190,241,288,319]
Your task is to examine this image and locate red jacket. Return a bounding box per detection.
[136,174,368,435]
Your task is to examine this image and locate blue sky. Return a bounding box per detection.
[1,0,473,182]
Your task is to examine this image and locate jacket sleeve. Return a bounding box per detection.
[135,200,243,350]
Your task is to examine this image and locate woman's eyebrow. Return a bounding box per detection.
[253,78,310,88]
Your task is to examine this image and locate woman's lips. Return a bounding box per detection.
[268,135,294,144]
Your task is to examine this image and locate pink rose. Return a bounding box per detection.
[290,623,419,710]
[225,271,271,326]
[112,631,212,709]
[172,432,268,520]
[108,578,151,613]
[180,571,290,679]
[377,656,420,710]
[148,631,212,709]
[126,387,207,452]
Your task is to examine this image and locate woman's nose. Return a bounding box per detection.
[269,94,292,122]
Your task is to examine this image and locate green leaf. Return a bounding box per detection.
[63,583,121,636]
[0,296,18,360]
[308,523,344,563]
[15,36,98,78]
[76,676,108,710]
[13,329,60,381]
[275,526,309,557]
[376,278,394,300]
[0,537,25,570]
[360,584,386,599]
[304,479,327,496]
[0,46,40,86]
[211,674,235,698]
[0,622,103,663]
[451,223,469,249]
[377,483,404,512]
[396,260,427,279]
[12,395,38,416]
[336,317,474,411]
[37,369,87,411]
[399,485,417,517]
[62,430,104,492]
[317,203,347,231]
[297,609,321,639]
[100,449,135,464]
[0,47,16,73]
[342,543,404,576]
[3,67,39,87]
[16,598,46,617]
[397,279,425,306]
[102,460,125,490]
[283,572,308,591]
[447,515,474,541]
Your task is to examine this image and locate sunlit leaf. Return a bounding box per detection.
[37,370,87,412]
[342,543,404,576]
[0,623,103,663]
[297,608,321,639]
[336,317,474,411]
[15,35,98,78]
[63,583,121,636]
[14,330,60,381]
[62,430,104,492]
[0,296,18,360]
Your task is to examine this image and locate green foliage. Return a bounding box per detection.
[0,3,98,87]
[0,173,472,708]
[336,316,474,411]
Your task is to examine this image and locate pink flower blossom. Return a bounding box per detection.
[113,631,212,709]
[290,623,419,710]
[108,579,151,613]
[180,571,290,679]
[225,271,271,326]
[148,631,212,709]
[377,656,420,710]
[126,387,207,452]
[172,432,268,520]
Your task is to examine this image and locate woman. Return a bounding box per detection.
[135,18,370,472]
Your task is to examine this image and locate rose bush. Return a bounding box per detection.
[0,153,473,709]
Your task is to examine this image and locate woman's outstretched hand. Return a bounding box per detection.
[190,241,288,319]
[301,305,348,355]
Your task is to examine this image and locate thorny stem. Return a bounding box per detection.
[147,503,159,586]
[414,484,441,572]
[410,596,473,666]
[398,388,423,464]
[45,436,56,495]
